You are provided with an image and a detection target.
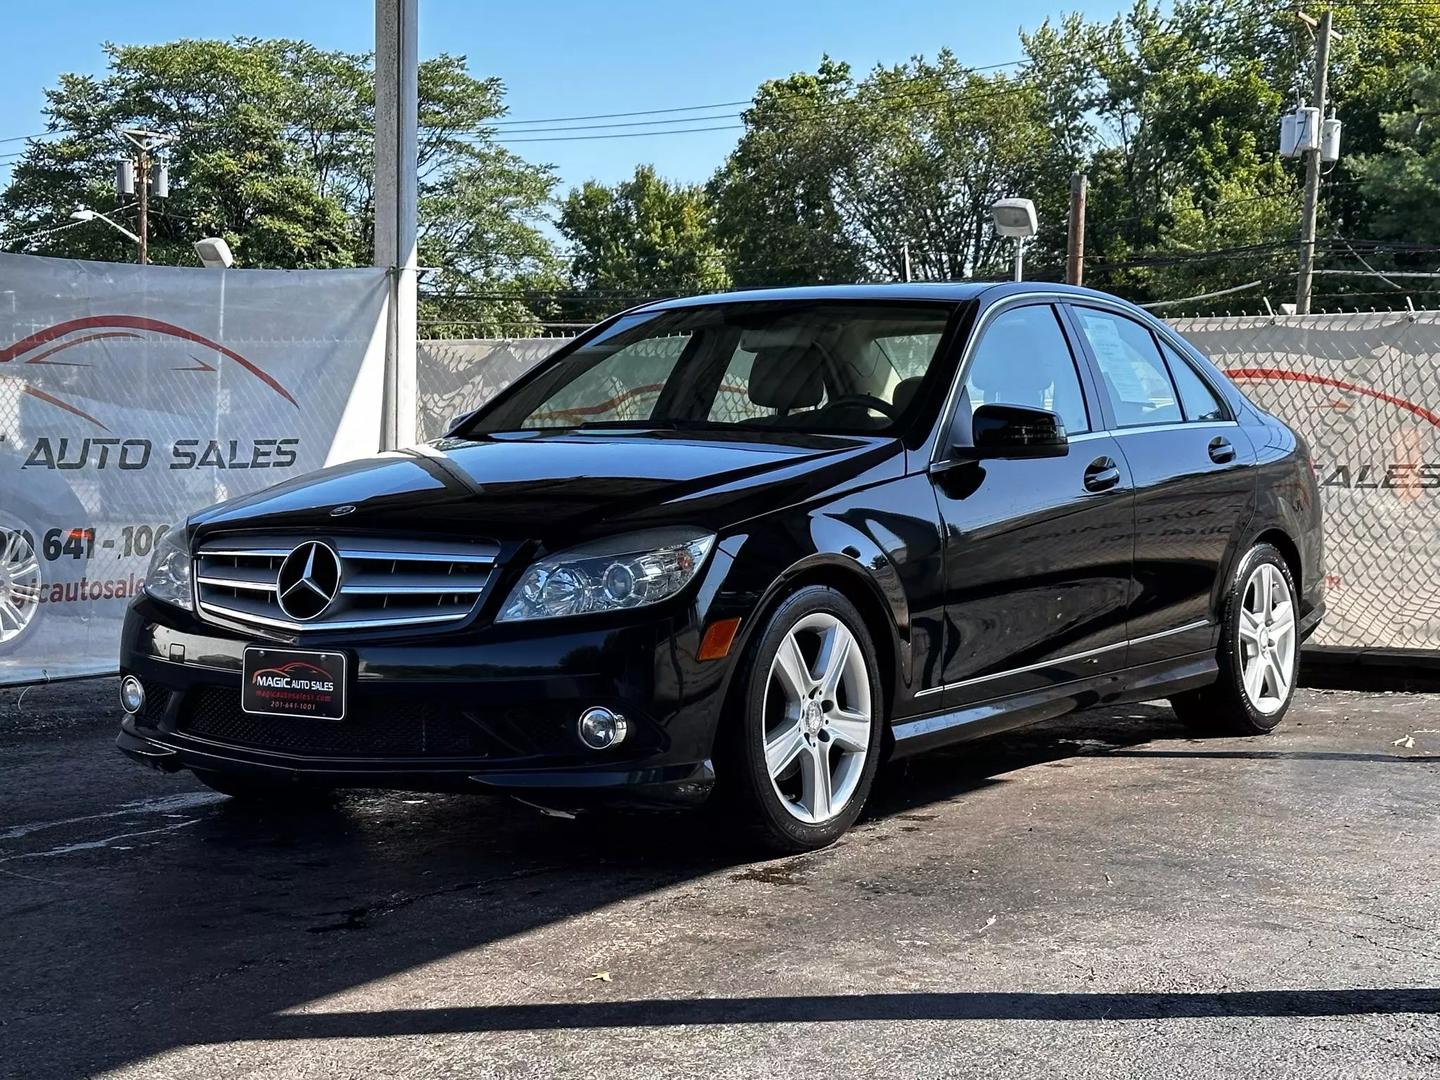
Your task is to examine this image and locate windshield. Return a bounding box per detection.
[464,301,958,437]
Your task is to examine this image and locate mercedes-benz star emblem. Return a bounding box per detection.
[276,541,342,621]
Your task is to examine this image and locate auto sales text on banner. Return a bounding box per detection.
[0,252,387,685]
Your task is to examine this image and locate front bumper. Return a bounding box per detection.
[116,596,729,809]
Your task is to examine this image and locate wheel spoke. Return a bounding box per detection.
[801,743,832,821]
[771,632,813,703]
[0,599,24,634]
[765,720,808,778]
[1268,651,1290,699]
[827,708,870,753]
[1269,601,1295,639]
[815,623,854,701]
[1244,654,1267,702]
[1238,606,1263,645]
[10,557,40,580]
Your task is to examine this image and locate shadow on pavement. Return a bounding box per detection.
[241,987,1440,1038]
[5,698,1421,1074]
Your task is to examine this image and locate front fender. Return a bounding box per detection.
[701,473,944,722]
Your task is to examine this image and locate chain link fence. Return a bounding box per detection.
[1174,310,1440,652]
[418,309,1440,654]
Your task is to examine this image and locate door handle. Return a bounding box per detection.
[1083,456,1122,492]
[1208,436,1236,464]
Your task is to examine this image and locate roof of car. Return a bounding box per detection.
[637,281,1137,311]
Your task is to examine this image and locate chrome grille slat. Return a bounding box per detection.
[341,583,487,595]
[337,548,495,565]
[194,534,499,633]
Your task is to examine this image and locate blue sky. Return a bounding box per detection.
[1,0,1133,193]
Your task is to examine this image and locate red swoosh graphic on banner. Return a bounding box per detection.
[20,385,110,431]
[1228,368,1440,431]
[21,330,142,366]
[0,314,296,406]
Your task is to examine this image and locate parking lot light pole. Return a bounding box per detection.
[990,198,1039,282]
[69,207,140,244]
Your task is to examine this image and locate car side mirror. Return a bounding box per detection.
[967,403,1068,459]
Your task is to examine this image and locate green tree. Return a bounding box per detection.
[1022,0,1440,307]
[0,38,561,332]
[708,53,1079,286]
[557,164,730,314]
[709,59,866,286]
[837,52,1077,282]
[1353,67,1440,242]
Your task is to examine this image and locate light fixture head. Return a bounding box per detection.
[990,197,1038,238]
[193,236,234,269]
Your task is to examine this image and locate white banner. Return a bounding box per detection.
[1172,312,1440,653]
[0,253,388,684]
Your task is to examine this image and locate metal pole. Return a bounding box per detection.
[1066,172,1087,286]
[1013,239,1024,282]
[374,0,419,451]
[136,146,148,265]
[902,241,912,283]
[1296,9,1333,315]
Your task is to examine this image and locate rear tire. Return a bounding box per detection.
[716,586,885,854]
[1171,543,1299,735]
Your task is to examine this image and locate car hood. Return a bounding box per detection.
[189,429,902,543]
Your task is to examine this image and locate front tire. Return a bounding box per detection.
[1171,543,1299,735]
[718,586,885,853]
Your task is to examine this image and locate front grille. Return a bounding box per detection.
[194,534,499,633]
[179,687,493,758]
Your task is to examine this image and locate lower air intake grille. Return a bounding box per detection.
[179,688,492,758]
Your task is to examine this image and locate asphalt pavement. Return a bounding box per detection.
[0,678,1436,1079]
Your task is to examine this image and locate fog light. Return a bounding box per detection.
[120,676,145,715]
[577,707,628,750]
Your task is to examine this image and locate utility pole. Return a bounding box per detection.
[1066,171,1087,286]
[375,0,419,450]
[137,142,149,264]
[1296,9,1334,315]
[117,129,174,265]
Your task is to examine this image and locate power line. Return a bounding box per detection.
[495,123,744,144]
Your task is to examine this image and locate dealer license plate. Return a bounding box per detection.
[242,647,347,720]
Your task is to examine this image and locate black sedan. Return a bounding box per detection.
[117,283,1324,852]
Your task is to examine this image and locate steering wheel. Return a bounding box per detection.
[825,393,899,419]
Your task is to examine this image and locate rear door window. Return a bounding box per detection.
[1072,307,1181,427]
[1161,341,1230,422]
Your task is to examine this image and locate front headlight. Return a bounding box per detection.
[144,522,193,611]
[498,528,715,623]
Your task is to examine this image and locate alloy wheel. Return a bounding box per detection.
[0,521,42,646]
[762,611,872,824]
[1237,562,1296,715]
